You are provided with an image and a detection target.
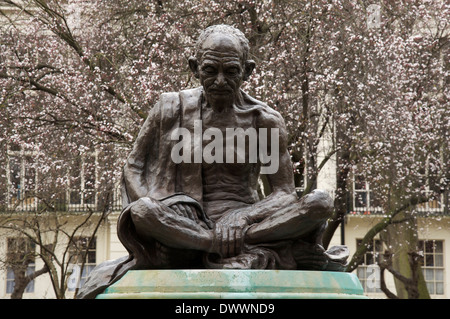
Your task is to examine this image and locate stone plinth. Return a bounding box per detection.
[96,269,367,299]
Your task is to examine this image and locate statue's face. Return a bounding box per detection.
[197,34,245,107]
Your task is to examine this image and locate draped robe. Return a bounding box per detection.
[77,87,348,299]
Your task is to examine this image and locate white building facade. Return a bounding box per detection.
[0,148,448,299]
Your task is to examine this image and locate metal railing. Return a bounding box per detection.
[1,188,448,216]
[348,191,449,217]
[0,188,123,213]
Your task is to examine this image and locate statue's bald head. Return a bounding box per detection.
[193,24,250,62]
[189,25,255,82]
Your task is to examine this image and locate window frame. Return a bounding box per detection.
[356,238,384,293]
[67,152,98,211]
[5,237,36,295]
[6,146,38,211]
[352,175,383,214]
[418,239,445,296]
[67,236,97,291]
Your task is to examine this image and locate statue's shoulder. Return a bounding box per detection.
[179,86,203,100]
[147,91,180,120]
[159,86,203,107]
[159,87,201,102]
[179,86,203,108]
[153,87,202,120]
[243,92,285,128]
[158,91,180,107]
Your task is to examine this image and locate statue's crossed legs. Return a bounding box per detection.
[129,189,334,266]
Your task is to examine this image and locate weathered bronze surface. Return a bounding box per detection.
[78,25,348,299]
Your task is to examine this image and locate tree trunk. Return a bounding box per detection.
[322,94,352,249]
[10,269,27,299]
[322,148,350,249]
[381,211,430,299]
[10,265,49,299]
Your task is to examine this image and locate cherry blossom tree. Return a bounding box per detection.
[1,0,448,298]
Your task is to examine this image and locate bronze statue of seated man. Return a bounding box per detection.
[78,24,348,299]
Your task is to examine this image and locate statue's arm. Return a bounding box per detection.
[246,108,298,223]
[123,100,162,202]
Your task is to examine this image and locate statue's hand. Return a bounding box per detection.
[213,213,249,258]
[169,203,202,223]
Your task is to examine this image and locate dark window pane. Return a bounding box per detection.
[375,240,383,252]
[9,143,21,151]
[366,253,374,265]
[69,157,81,188]
[87,251,96,263]
[355,192,367,208]
[425,241,434,253]
[369,191,382,207]
[9,157,21,200]
[70,190,81,204]
[425,254,434,267]
[24,156,35,195]
[435,241,443,253]
[84,191,95,204]
[355,176,366,190]
[84,156,96,189]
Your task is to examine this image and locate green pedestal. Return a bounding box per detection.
[96,270,367,299]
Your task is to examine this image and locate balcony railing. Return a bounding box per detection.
[1,188,448,216]
[348,191,449,216]
[0,188,123,213]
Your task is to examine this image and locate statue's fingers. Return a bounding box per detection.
[225,227,231,257]
[214,223,232,257]
[194,207,203,219]
[220,226,229,257]
[175,204,188,218]
[170,205,182,216]
[234,228,242,256]
[184,205,198,222]
[183,205,194,219]
[234,226,244,256]
[213,223,223,256]
[229,227,238,257]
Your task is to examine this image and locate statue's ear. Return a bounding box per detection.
[188,56,199,78]
[243,60,255,81]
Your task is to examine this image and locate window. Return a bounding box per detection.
[5,146,100,212]
[67,237,96,291]
[6,237,36,294]
[416,195,446,214]
[352,175,382,214]
[415,154,447,214]
[415,177,447,213]
[356,239,383,293]
[67,154,97,209]
[7,150,37,210]
[418,240,444,295]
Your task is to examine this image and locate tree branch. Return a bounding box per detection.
[379,267,399,299]
[345,194,433,272]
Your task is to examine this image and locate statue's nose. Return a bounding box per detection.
[214,72,226,86]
